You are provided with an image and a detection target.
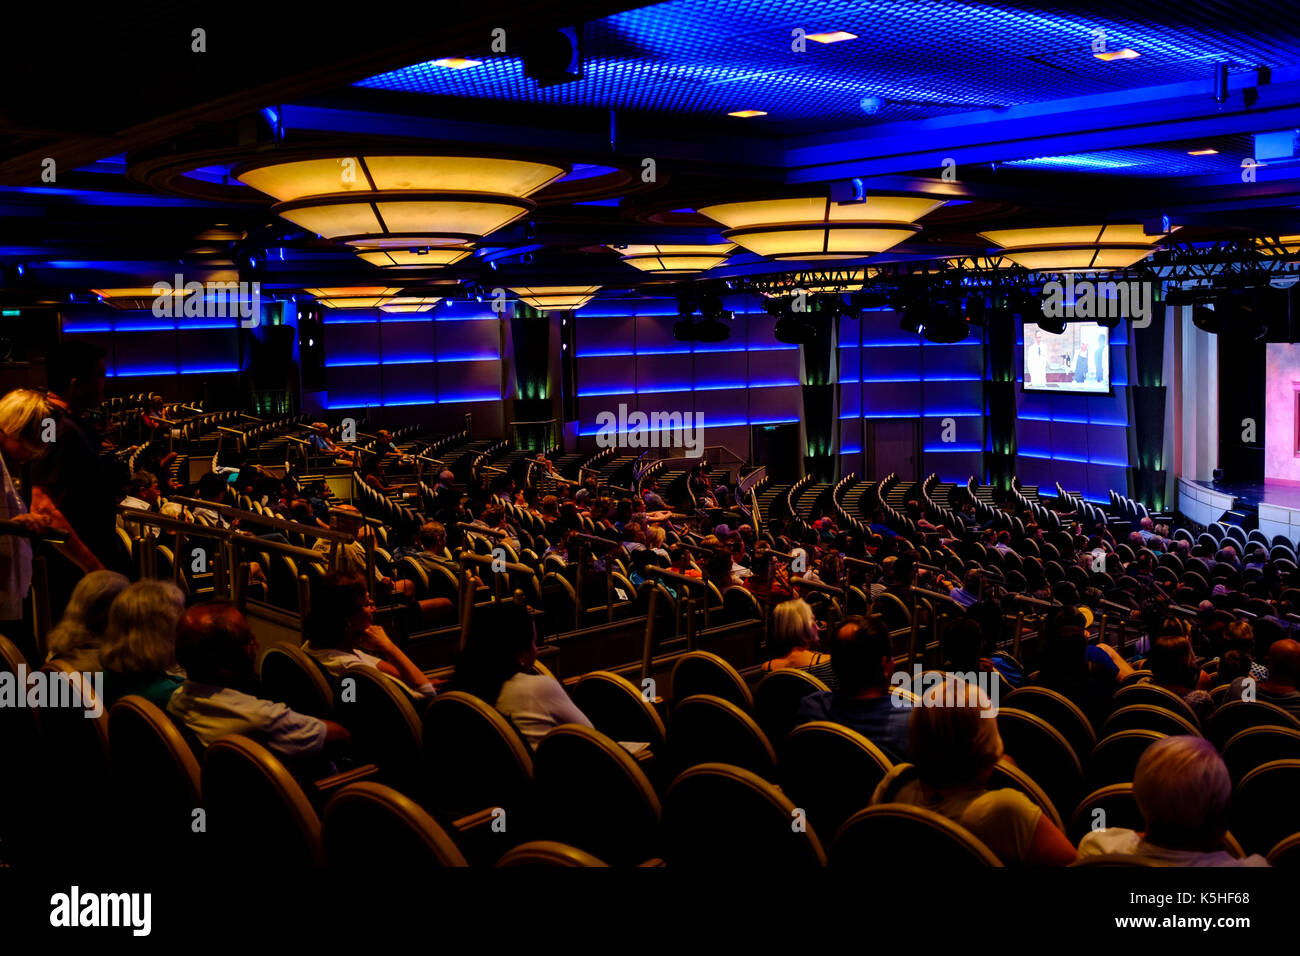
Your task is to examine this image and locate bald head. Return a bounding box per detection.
[1267,639,1300,687]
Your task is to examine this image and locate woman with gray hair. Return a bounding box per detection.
[762,597,835,689]
[881,675,1077,865]
[1077,735,1269,865]
[99,579,187,710]
[44,569,130,672]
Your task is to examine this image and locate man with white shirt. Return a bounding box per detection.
[1025,328,1048,387]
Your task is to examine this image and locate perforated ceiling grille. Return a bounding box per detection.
[358,0,1300,131]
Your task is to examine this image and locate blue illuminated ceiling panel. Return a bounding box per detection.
[359,0,1300,130]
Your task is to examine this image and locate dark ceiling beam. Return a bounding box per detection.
[782,66,1300,184]
[0,1,648,186]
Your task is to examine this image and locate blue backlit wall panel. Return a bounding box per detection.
[573,297,802,465]
[1012,321,1132,502]
[838,311,986,483]
[321,301,504,430]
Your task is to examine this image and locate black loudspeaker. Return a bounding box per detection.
[249,324,298,392]
[753,422,800,483]
[561,315,577,424]
[299,312,324,392]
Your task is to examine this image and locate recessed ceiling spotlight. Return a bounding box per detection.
[1094,48,1140,61]
[859,96,885,115]
[433,57,482,69]
[727,109,768,118]
[807,31,857,43]
[1188,148,1219,156]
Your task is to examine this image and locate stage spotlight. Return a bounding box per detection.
[900,301,927,335]
[673,318,698,341]
[774,314,818,344]
[964,294,987,327]
[522,25,584,87]
[699,292,731,321]
[1037,313,1067,334]
[924,299,970,343]
[693,319,731,342]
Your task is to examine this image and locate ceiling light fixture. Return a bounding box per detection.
[1188,148,1219,156]
[380,296,443,313]
[304,286,402,309]
[1094,48,1140,61]
[90,287,192,311]
[727,110,768,118]
[698,194,944,261]
[432,57,483,69]
[807,31,857,43]
[353,241,474,269]
[235,154,567,247]
[978,224,1173,272]
[510,286,601,310]
[609,242,735,274]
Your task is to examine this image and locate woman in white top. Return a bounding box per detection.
[450,601,592,748]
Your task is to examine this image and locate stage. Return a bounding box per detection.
[1178,477,1300,545]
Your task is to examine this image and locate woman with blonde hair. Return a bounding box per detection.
[884,675,1077,866]
[44,569,130,672]
[762,597,835,688]
[99,579,186,709]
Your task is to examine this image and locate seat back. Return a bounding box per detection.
[1002,686,1096,766]
[662,763,827,868]
[495,841,609,867]
[753,668,829,744]
[200,734,323,870]
[1067,783,1144,844]
[335,665,423,785]
[1221,726,1300,784]
[1208,700,1300,749]
[257,643,334,719]
[780,721,893,839]
[569,670,666,752]
[108,695,202,845]
[534,724,661,865]
[1101,704,1201,738]
[831,804,1002,868]
[420,691,534,821]
[322,781,468,872]
[666,694,777,779]
[995,707,1084,817]
[1112,682,1201,727]
[986,758,1065,831]
[1232,759,1300,856]
[670,650,752,709]
[1088,730,1166,787]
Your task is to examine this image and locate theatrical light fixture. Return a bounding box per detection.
[698,194,944,261]
[90,287,192,310]
[235,154,567,246]
[978,224,1172,272]
[510,286,601,310]
[609,242,735,274]
[304,286,402,309]
[353,241,474,269]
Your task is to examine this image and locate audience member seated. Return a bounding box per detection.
[762,597,835,688]
[1077,735,1269,866]
[307,421,360,468]
[886,675,1077,866]
[303,571,436,699]
[449,600,593,748]
[99,579,186,709]
[1030,609,1127,730]
[168,601,350,759]
[794,614,913,761]
[1143,623,1213,719]
[44,570,129,673]
[1228,638,1300,717]
[312,504,415,602]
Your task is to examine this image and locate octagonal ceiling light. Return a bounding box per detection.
[978,224,1174,272]
[1256,235,1300,256]
[609,242,736,274]
[697,195,944,261]
[380,296,443,313]
[510,286,601,310]
[235,155,567,246]
[91,287,192,310]
[351,239,474,269]
[304,286,402,309]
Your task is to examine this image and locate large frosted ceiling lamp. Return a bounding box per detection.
[697,195,944,260]
[235,155,567,245]
[91,287,192,310]
[510,286,600,310]
[304,286,402,309]
[380,296,443,313]
[978,224,1173,272]
[610,242,735,274]
[352,239,474,269]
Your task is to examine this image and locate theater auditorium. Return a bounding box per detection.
[2,0,1300,905]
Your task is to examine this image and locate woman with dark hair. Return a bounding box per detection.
[449,601,592,748]
[1144,625,1214,720]
[303,571,436,698]
[1030,607,1127,731]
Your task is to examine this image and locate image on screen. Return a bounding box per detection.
[1022,321,1110,394]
